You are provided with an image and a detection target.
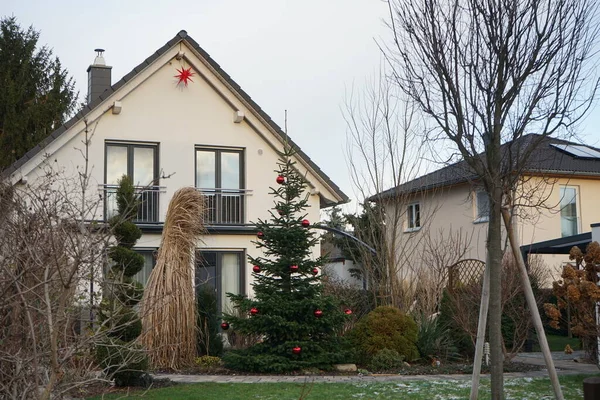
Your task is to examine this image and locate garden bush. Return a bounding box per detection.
[368,348,405,372]
[416,314,459,362]
[348,306,419,364]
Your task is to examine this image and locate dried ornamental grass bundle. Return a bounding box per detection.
[140,187,205,369]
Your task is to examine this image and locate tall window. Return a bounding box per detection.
[195,148,244,224]
[195,251,244,312]
[133,249,157,285]
[560,187,579,237]
[475,191,490,222]
[105,142,159,222]
[406,203,420,231]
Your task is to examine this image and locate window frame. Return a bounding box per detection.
[104,140,160,186]
[104,140,160,222]
[195,250,246,312]
[474,190,490,223]
[195,146,246,225]
[405,202,421,232]
[559,185,580,238]
[194,146,245,190]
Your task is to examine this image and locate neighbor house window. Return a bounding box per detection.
[195,147,245,224]
[195,251,244,312]
[560,186,579,237]
[406,203,421,231]
[104,141,160,222]
[475,191,490,222]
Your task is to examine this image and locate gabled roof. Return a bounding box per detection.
[374,134,600,200]
[4,30,348,206]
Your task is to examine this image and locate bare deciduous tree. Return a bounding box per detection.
[384,1,599,398]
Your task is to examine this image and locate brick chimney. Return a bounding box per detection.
[87,49,112,104]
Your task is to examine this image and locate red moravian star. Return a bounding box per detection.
[175,67,195,86]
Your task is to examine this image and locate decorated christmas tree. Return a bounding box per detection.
[223,146,349,373]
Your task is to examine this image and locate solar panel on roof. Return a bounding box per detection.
[550,143,600,159]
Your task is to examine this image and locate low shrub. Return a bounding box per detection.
[368,348,405,372]
[195,355,222,370]
[95,338,149,387]
[348,306,419,364]
[416,314,459,362]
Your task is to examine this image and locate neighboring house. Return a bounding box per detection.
[372,134,600,285]
[4,30,348,311]
[321,240,365,288]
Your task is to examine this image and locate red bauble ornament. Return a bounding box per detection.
[276,175,285,184]
[311,267,319,276]
[253,265,261,273]
[314,309,323,318]
[220,322,230,330]
[277,207,285,216]
[292,346,302,355]
[344,309,353,315]
[175,67,195,86]
[290,265,299,273]
[250,307,259,316]
[257,231,264,239]
[301,219,310,227]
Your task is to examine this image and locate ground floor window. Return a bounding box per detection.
[133,248,157,286]
[195,250,245,312]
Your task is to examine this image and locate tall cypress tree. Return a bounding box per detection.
[0,17,77,169]
[223,146,349,373]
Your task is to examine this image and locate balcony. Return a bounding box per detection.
[100,184,165,223]
[196,188,251,225]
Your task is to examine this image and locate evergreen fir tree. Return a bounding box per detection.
[0,17,77,169]
[223,146,349,373]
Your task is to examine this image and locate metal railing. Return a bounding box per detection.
[100,184,164,223]
[196,188,251,225]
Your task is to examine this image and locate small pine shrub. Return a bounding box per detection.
[368,349,405,372]
[348,306,419,364]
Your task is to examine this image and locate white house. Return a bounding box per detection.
[4,30,348,311]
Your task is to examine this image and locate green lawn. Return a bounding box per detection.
[89,374,595,399]
[533,334,581,352]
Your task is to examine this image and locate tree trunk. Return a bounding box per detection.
[470,257,490,400]
[502,208,564,400]
[488,190,504,399]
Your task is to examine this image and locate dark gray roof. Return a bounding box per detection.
[373,134,600,200]
[4,30,348,206]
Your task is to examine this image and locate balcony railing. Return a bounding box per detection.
[100,184,165,223]
[196,188,251,225]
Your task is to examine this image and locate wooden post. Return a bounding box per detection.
[469,256,491,400]
[583,377,600,400]
[501,208,564,400]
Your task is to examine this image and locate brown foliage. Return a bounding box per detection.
[545,243,600,353]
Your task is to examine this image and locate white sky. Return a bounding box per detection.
[4,0,600,211]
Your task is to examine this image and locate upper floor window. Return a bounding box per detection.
[406,203,420,231]
[560,186,579,237]
[475,191,490,223]
[104,141,160,222]
[195,147,245,225]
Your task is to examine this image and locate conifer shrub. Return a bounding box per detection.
[368,348,405,372]
[348,306,419,364]
[96,175,148,386]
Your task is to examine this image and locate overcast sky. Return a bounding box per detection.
[4,0,600,211]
